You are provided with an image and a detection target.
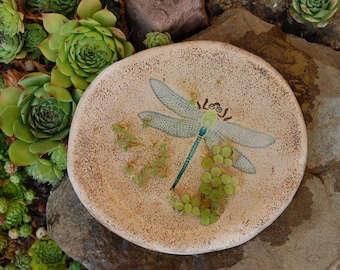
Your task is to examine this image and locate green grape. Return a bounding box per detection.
[217,184,224,196]
[199,183,212,195]
[201,157,213,169]
[210,189,223,203]
[211,167,221,177]
[221,173,232,184]
[184,203,193,214]
[224,184,235,195]
[231,176,240,186]
[224,158,233,167]
[212,145,221,154]
[174,202,184,211]
[221,146,232,157]
[192,206,201,216]
[200,208,211,218]
[200,217,210,226]
[191,196,201,207]
[201,172,212,183]
[213,154,224,164]
[181,194,191,204]
[210,213,219,224]
[211,177,222,187]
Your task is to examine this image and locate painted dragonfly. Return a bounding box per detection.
[138,78,275,190]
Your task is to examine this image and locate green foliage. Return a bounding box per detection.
[28,237,68,270]
[112,123,138,152]
[25,158,63,185]
[23,23,48,60]
[38,0,134,90]
[143,32,173,48]
[289,0,340,27]
[171,144,241,226]
[0,0,24,38]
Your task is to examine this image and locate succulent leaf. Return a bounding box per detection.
[9,140,38,166]
[77,0,102,19]
[42,13,69,34]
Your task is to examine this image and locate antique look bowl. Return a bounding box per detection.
[67,41,307,254]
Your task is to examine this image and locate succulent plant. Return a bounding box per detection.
[0,0,24,38]
[26,0,79,17]
[38,0,134,90]
[25,158,63,185]
[289,0,340,27]
[19,223,32,238]
[0,32,26,64]
[0,180,26,200]
[49,144,67,170]
[49,0,79,17]
[23,23,48,60]
[0,199,27,230]
[0,72,76,168]
[15,250,32,270]
[0,197,9,214]
[28,237,68,270]
[143,32,173,48]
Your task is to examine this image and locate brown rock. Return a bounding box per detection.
[124,0,209,50]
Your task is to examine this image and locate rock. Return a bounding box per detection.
[124,0,209,50]
[47,8,340,270]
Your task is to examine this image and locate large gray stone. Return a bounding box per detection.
[47,8,340,270]
[124,0,209,50]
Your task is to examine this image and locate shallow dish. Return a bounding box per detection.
[67,41,307,254]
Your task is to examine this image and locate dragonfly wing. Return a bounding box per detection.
[138,111,201,138]
[212,120,275,148]
[149,78,204,120]
[204,130,256,174]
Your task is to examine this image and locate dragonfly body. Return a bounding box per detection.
[138,78,275,190]
[171,111,217,190]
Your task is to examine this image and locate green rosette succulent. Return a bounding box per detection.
[0,199,27,230]
[50,144,67,170]
[289,0,340,27]
[0,32,26,64]
[28,237,68,270]
[49,0,79,17]
[143,32,173,48]
[0,72,76,167]
[0,0,24,38]
[25,158,63,185]
[39,0,134,90]
[23,23,48,60]
[15,251,32,270]
[27,0,79,17]
[0,180,26,200]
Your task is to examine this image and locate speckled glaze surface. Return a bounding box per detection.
[67,41,307,255]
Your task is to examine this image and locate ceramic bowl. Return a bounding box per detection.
[67,41,307,254]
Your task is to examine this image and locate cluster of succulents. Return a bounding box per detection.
[0,0,26,63]
[289,0,340,27]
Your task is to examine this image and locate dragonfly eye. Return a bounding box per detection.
[216,106,223,113]
[208,103,215,109]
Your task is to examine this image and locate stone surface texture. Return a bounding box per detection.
[124,0,209,50]
[47,8,340,270]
